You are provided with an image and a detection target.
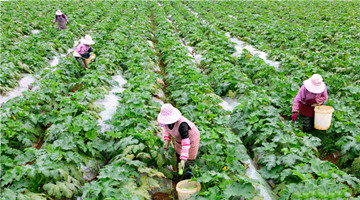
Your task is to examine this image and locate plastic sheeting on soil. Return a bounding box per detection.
[81,164,98,182]
[49,56,59,67]
[225,32,280,68]
[177,38,205,64]
[95,75,127,133]
[242,159,276,200]
[219,96,240,112]
[186,7,199,17]
[219,96,276,200]
[147,40,155,49]
[229,15,237,20]
[165,16,205,65]
[0,74,35,105]
[31,29,40,34]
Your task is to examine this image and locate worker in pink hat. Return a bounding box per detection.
[52,10,69,30]
[158,104,200,173]
[73,35,95,70]
[292,74,328,132]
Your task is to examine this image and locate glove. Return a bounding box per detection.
[179,160,185,174]
[163,140,169,150]
[306,99,316,106]
[291,112,298,122]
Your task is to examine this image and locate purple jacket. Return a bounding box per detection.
[292,85,328,113]
[52,14,69,24]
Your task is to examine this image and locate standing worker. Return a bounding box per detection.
[292,74,328,132]
[52,10,69,30]
[158,104,200,175]
[73,35,95,70]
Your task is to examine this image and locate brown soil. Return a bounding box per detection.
[152,192,170,200]
[32,137,44,150]
[69,83,83,93]
[320,150,342,165]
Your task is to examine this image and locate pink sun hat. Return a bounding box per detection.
[81,35,95,45]
[157,104,182,125]
[303,74,326,94]
[55,10,62,15]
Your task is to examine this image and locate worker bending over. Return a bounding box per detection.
[292,74,328,132]
[73,35,95,70]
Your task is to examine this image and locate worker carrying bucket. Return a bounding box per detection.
[157,104,200,178]
[73,35,95,70]
[291,74,329,132]
[51,10,69,30]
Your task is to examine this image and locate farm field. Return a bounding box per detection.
[1,1,359,200]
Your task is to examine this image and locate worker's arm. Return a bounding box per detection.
[161,123,171,149]
[63,14,69,24]
[315,86,328,104]
[179,122,191,161]
[52,15,57,25]
[292,85,306,113]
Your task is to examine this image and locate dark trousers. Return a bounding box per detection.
[75,57,86,69]
[300,114,314,132]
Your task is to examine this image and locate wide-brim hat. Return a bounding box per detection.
[157,104,182,125]
[303,74,325,94]
[81,35,95,45]
[56,10,62,15]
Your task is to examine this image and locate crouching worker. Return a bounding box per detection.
[73,35,95,70]
[292,74,328,132]
[158,104,200,178]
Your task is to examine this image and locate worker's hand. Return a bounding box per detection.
[163,140,170,150]
[180,160,186,171]
[291,112,298,122]
[315,97,326,104]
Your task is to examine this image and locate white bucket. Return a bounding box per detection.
[314,106,334,130]
[176,179,201,200]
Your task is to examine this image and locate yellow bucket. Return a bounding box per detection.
[85,53,96,66]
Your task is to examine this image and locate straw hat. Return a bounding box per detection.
[55,10,62,15]
[303,74,325,94]
[157,104,182,125]
[81,35,95,45]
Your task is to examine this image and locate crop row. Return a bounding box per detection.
[189,1,360,183]
[0,2,132,199]
[169,1,360,199]
[0,1,115,93]
[150,2,277,199]
[186,0,360,175]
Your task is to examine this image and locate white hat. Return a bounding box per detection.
[81,35,95,45]
[56,10,62,15]
[303,74,326,94]
[157,104,182,125]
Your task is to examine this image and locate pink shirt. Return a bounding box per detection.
[73,43,91,57]
[292,85,328,113]
[163,116,200,161]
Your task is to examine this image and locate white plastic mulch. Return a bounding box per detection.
[95,75,127,133]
